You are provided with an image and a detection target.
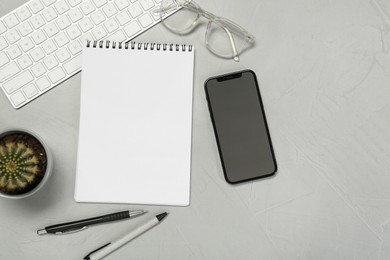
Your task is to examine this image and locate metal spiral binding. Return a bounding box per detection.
[86,40,193,52]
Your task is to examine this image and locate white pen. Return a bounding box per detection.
[83,212,168,260]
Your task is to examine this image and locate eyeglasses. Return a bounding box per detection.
[156,0,255,62]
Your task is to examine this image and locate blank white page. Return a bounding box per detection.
[75,42,194,206]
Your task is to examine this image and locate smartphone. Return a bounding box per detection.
[205,70,277,184]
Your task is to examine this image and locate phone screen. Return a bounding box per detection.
[205,70,277,183]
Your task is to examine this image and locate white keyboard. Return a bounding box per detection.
[0,0,170,109]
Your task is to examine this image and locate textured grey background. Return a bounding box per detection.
[1,0,390,259]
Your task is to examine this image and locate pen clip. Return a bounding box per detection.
[55,226,88,235]
[84,242,111,260]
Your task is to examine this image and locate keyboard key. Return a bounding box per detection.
[4,14,20,29]
[18,22,34,37]
[3,70,34,94]
[92,25,107,40]
[102,3,118,18]
[30,14,45,29]
[128,3,143,18]
[105,30,126,42]
[139,13,153,28]
[42,7,58,22]
[54,32,70,47]
[0,62,20,82]
[80,1,96,15]
[42,0,56,6]
[5,29,21,44]
[29,0,45,14]
[114,0,130,10]
[67,40,82,55]
[48,67,66,83]
[90,10,106,25]
[0,21,6,34]
[116,11,131,26]
[0,52,10,67]
[42,39,58,54]
[44,22,59,37]
[17,54,33,69]
[92,0,108,8]
[43,55,59,70]
[139,0,154,11]
[104,19,119,33]
[123,21,141,38]
[79,17,94,33]
[10,91,26,106]
[0,36,9,51]
[68,7,83,23]
[31,62,47,77]
[16,6,32,21]
[63,54,82,74]
[32,30,47,44]
[55,48,71,62]
[7,45,22,60]
[68,0,82,7]
[36,76,50,91]
[23,84,39,98]
[30,47,46,62]
[54,0,70,14]
[66,25,82,39]
[19,37,35,52]
[56,15,71,30]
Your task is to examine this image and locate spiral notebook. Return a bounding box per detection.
[75,41,194,206]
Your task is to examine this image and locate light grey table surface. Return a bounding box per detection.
[1,0,390,259]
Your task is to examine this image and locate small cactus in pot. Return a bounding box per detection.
[0,131,48,196]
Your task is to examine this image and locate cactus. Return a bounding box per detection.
[0,140,43,194]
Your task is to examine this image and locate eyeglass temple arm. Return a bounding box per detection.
[222,26,240,62]
[217,18,256,42]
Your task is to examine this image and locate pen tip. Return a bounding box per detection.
[37,229,47,235]
[156,212,168,222]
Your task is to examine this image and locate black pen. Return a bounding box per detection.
[37,210,146,235]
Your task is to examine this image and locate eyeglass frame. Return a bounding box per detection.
[156,0,255,62]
